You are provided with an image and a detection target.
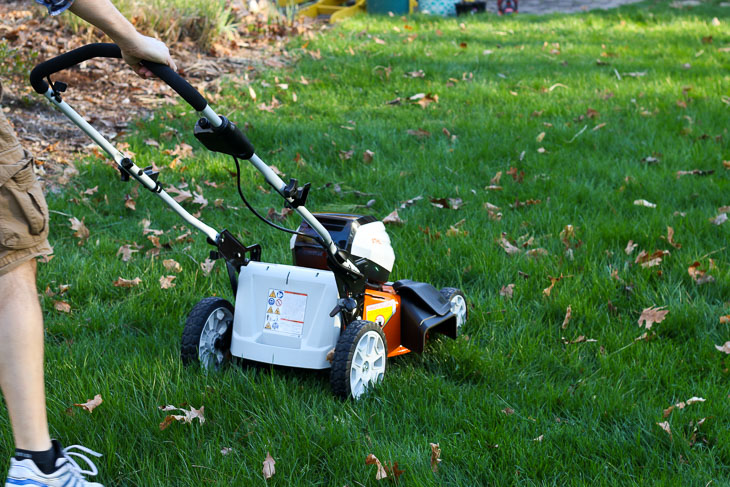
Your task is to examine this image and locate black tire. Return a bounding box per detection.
[330,320,387,400]
[181,297,234,369]
[440,287,468,335]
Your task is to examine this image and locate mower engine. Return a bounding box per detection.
[291,214,395,284]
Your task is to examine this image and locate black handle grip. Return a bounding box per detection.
[30,42,208,112]
[30,43,121,94]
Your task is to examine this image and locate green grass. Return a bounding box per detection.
[5,0,730,485]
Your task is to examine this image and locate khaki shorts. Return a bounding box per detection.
[0,107,52,277]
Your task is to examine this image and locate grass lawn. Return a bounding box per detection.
[3,0,730,484]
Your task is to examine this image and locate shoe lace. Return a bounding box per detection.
[61,444,102,479]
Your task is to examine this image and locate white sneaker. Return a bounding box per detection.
[5,443,104,487]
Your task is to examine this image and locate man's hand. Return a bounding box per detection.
[118,33,177,78]
[69,0,177,78]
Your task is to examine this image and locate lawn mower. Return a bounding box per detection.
[30,44,468,399]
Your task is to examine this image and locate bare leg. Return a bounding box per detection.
[0,259,51,451]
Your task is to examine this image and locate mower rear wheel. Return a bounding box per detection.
[330,320,387,400]
[181,297,234,370]
[440,287,468,335]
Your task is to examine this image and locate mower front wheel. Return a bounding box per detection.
[330,320,387,400]
[181,297,234,370]
[440,287,468,335]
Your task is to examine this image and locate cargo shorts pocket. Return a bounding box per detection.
[0,160,49,250]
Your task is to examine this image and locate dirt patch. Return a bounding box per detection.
[0,1,310,187]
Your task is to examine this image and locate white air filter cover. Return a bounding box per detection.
[349,221,395,272]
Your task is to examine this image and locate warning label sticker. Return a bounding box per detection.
[263,288,308,337]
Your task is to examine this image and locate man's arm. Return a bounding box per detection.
[39,0,177,77]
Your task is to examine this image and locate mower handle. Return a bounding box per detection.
[29,43,208,112]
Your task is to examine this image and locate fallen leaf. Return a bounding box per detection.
[160,275,176,289]
[720,315,730,324]
[430,197,463,210]
[710,213,728,225]
[113,277,142,288]
[363,150,375,163]
[500,284,514,299]
[54,301,72,313]
[543,274,569,297]
[163,259,182,273]
[83,186,99,196]
[715,341,730,354]
[221,447,232,456]
[262,452,276,479]
[159,405,205,430]
[635,250,669,268]
[625,240,638,255]
[665,227,681,249]
[429,443,441,473]
[73,394,103,413]
[638,306,669,330]
[656,421,672,438]
[383,210,404,225]
[165,186,193,203]
[365,454,388,480]
[688,262,715,285]
[561,305,572,329]
[68,217,90,245]
[533,435,544,442]
[117,244,139,262]
[502,407,514,415]
[407,128,431,139]
[663,406,675,418]
[499,235,522,256]
[536,132,545,142]
[201,258,215,276]
[634,199,656,208]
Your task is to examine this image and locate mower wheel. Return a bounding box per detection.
[330,320,387,400]
[440,287,468,334]
[181,297,234,370]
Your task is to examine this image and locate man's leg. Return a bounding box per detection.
[0,258,51,452]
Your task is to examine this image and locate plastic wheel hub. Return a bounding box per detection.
[199,307,233,369]
[350,330,386,398]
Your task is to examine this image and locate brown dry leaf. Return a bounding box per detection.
[499,236,522,256]
[720,315,730,324]
[338,150,354,161]
[124,195,136,211]
[561,305,573,330]
[365,454,388,480]
[715,341,730,354]
[74,394,104,412]
[159,405,205,430]
[543,274,569,297]
[638,306,669,330]
[665,227,681,249]
[262,452,276,479]
[267,207,293,222]
[527,248,548,258]
[383,210,404,225]
[201,258,216,276]
[68,217,90,245]
[116,244,139,262]
[634,199,657,208]
[416,93,439,109]
[429,443,441,473]
[54,301,72,313]
[484,202,502,221]
[656,421,672,438]
[163,259,183,273]
[635,250,669,268]
[536,131,546,142]
[83,186,99,196]
[663,405,675,418]
[502,407,515,415]
[688,262,715,285]
[113,277,142,288]
[363,150,375,163]
[159,275,176,289]
[533,435,544,442]
[676,169,713,178]
[248,85,257,100]
[407,128,431,139]
[710,213,728,225]
[500,284,515,299]
[165,186,193,203]
[73,394,103,413]
[430,197,463,210]
[625,240,638,255]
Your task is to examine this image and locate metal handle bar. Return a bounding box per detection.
[29,43,210,114]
